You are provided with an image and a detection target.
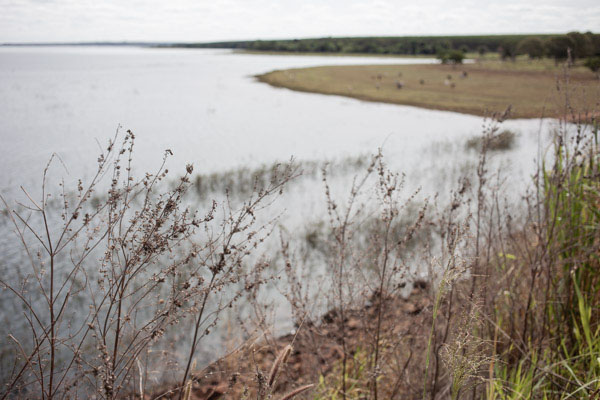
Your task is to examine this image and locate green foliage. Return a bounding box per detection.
[477,45,489,55]
[437,49,465,64]
[490,354,539,399]
[546,36,576,61]
[176,34,586,56]
[566,31,595,58]
[518,37,546,59]
[585,56,600,74]
[314,347,371,399]
[543,130,600,394]
[490,123,600,398]
[173,32,600,62]
[498,38,520,61]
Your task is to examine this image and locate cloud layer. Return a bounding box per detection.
[1,0,599,43]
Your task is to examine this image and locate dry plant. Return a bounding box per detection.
[440,305,492,400]
[433,61,600,399]
[249,344,314,400]
[270,61,598,400]
[0,129,297,399]
[274,88,597,399]
[276,151,443,399]
[187,67,598,399]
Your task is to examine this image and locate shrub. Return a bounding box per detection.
[517,37,545,59]
[585,56,600,78]
[437,50,465,64]
[477,45,489,56]
[0,130,296,398]
[465,129,516,151]
[546,35,575,62]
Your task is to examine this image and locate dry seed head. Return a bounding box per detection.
[268,344,293,387]
[279,383,315,400]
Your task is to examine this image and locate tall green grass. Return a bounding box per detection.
[489,123,600,398]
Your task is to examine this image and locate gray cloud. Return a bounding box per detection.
[0,0,598,43]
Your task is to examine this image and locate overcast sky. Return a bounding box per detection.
[1,0,599,43]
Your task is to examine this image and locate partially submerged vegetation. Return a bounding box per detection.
[256,59,600,118]
[193,155,368,199]
[466,129,516,151]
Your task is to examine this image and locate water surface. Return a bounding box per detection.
[0,46,549,200]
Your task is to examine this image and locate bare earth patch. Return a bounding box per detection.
[150,284,434,399]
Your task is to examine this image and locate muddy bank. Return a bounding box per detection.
[150,282,435,399]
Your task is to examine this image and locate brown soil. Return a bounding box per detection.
[149,283,435,399]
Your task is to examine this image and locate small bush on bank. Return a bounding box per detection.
[585,56,600,78]
[437,49,465,64]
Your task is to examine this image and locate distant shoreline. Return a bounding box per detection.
[0,44,435,60]
[0,42,162,47]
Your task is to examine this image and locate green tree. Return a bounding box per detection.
[585,56,600,78]
[518,37,545,59]
[437,50,465,64]
[588,32,600,55]
[546,36,575,62]
[498,39,519,61]
[566,31,593,59]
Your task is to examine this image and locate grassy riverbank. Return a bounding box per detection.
[256,59,600,118]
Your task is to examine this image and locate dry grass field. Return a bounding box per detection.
[256,59,600,118]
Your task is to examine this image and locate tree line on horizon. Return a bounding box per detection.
[173,32,600,64]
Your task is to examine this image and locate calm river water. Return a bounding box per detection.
[0,46,551,200]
